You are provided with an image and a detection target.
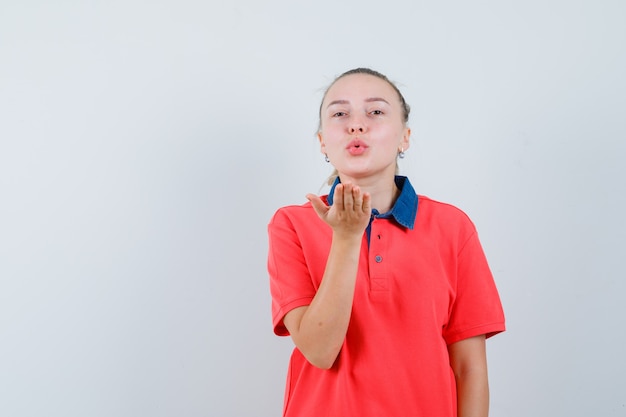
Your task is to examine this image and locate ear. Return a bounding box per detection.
[401,127,411,151]
[317,132,327,154]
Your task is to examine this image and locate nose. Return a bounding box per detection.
[348,118,366,134]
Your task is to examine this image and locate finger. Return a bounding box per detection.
[342,183,354,211]
[306,194,330,219]
[352,186,363,211]
[361,192,372,215]
[333,184,344,211]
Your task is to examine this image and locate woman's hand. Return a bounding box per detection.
[307,182,371,237]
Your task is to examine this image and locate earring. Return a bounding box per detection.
[324,154,330,163]
[398,147,405,159]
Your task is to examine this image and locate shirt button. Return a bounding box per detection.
[375,255,383,263]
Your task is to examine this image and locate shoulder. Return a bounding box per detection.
[267,199,332,256]
[418,195,475,221]
[269,200,317,224]
[416,195,478,235]
[268,197,329,231]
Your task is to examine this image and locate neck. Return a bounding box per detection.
[339,173,400,213]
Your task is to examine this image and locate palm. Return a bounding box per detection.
[307,183,371,236]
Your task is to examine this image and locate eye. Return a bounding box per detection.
[370,109,383,115]
[332,111,347,117]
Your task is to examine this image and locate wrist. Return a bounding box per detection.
[332,230,364,245]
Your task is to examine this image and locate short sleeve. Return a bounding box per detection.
[267,208,317,336]
[442,230,505,345]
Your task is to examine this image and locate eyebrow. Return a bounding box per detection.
[326,97,390,108]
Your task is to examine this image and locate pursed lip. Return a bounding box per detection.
[346,139,368,150]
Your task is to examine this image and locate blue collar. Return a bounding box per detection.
[327,176,418,229]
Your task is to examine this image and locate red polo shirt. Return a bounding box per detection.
[268,176,505,417]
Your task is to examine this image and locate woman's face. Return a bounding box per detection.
[318,73,410,182]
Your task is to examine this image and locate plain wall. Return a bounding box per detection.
[1,1,624,416]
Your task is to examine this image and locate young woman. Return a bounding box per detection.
[268,68,505,417]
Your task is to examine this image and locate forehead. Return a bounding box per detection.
[323,73,398,105]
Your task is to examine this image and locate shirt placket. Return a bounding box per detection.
[368,218,390,300]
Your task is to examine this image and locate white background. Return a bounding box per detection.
[1,1,625,416]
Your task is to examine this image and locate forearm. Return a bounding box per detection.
[286,183,370,369]
[455,367,489,417]
[448,335,490,417]
[291,233,362,368]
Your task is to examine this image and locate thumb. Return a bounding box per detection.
[306,193,329,219]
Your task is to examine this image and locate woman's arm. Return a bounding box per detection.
[283,183,370,370]
[448,335,490,417]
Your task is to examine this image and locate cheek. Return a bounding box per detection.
[373,123,402,140]
[321,125,344,142]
